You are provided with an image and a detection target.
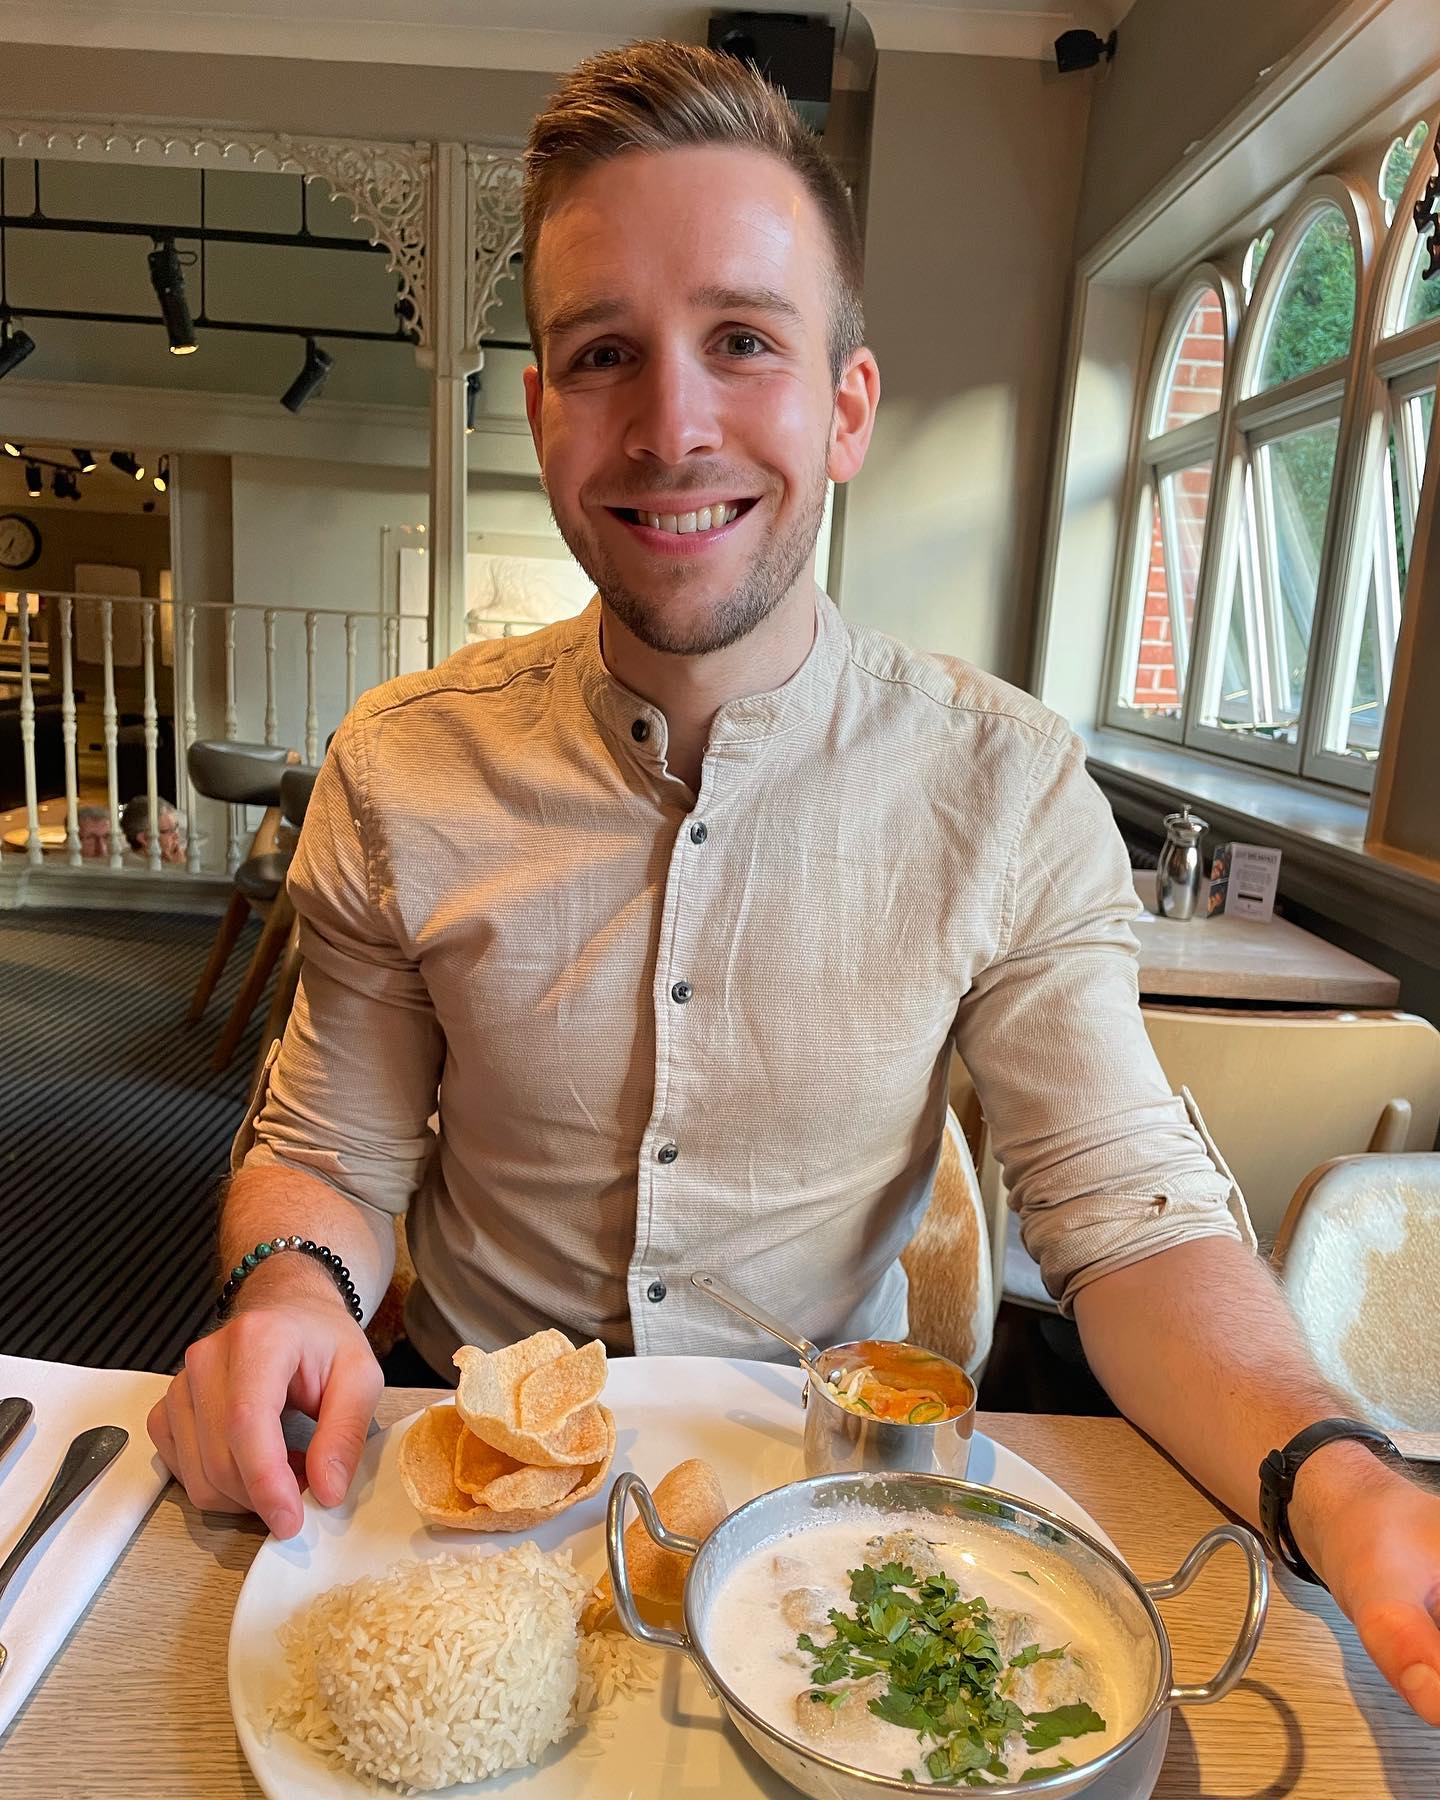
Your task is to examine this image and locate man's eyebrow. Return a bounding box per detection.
[540,285,804,342]
[689,284,804,326]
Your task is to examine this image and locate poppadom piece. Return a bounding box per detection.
[398,1403,482,1526]
[581,1457,727,1631]
[454,1331,610,1466]
[517,1340,608,1433]
[453,1425,523,1499]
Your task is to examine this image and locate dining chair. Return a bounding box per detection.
[901,1105,996,1381]
[248,763,323,1084]
[969,1008,1440,1313]
[186,740,298,1059]
[1272,1152,1440,1431]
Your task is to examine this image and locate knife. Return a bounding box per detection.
[0,1399,32,1477]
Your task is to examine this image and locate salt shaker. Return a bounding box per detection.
[1156,807,1207,921]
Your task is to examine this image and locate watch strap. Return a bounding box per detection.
[1258,1417,1399,1586]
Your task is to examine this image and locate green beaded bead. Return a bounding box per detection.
[242,1252,258,1270]
[256,1241,273,1258]
[231,1266,245,1282]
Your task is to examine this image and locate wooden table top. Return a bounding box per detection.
[4,1393,1437,1798]
[1132,872,1401,1006]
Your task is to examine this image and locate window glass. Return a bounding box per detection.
[1120,463,1211,718]
[1201,419,1339,738]
[1255,209,1355,389]
[1153,290,1225,434]
[1380,120,1430,225]
[1395,232,1440,333]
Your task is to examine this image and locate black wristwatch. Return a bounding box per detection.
[1259,1417,1401,1586]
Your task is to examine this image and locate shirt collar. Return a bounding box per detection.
[571,589,848,757]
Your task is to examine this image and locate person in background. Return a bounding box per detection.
[120,795,185,864]
[150,39,1440,1728]
[76,805,111,860]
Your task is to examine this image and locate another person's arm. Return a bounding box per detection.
[953,726,1440,1723]
[149,719,443,1536]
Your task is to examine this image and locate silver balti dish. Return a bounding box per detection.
[608,1469,1268,1800]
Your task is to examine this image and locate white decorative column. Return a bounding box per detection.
[423,143,473,668]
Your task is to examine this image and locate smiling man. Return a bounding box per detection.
[151,40,1440,1726]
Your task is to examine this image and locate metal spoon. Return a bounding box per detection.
[689,1272,821,1364]
[0,1400,33,1478]
[0,1424,129,1678]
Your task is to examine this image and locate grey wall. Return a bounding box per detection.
[1073,0,1344,253]
[842,50,1089,682]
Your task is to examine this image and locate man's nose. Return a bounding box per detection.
[622,349,723,465]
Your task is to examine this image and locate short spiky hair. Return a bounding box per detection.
[522,39,864,384]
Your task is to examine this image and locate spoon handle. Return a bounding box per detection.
[0,1425,129,1605]
[689,1272,821,1365]
[0,1399,33,1475]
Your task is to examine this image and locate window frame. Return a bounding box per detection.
[1101,265,1238,744]
[1300,135,1440,788]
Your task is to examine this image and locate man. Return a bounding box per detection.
[150,40,1440,1724]
[120,794,185,864]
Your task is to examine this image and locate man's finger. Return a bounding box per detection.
[223,1328,307,1539]
[307,1348,383,1508]
[163,1373,251,1515]
[1355,1599,1440,1726]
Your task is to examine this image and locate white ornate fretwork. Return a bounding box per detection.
[465,149,525,351]
[0,117,432,352]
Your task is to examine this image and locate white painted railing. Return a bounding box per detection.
[2,588,431,878]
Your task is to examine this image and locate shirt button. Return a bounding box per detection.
[671,980,693,1004]
[656,1141,679,1164]
[631,718,650,742]
[646,1279,667,1304]
[689,821,708,845]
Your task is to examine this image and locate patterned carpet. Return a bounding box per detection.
[0,906,267,1372]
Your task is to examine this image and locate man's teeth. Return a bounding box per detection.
[636,503,741,534]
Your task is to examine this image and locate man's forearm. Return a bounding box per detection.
[221,1163,398,1321]
[1072,1234,1393,1581]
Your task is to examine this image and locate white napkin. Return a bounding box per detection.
[0,1354,171,1738]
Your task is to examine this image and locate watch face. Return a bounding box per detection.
[0,513,41,571]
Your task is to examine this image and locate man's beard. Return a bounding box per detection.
[550,460,829,657]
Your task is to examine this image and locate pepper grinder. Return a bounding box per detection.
[1156,807,1207,921]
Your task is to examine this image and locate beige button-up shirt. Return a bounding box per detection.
[237,594,1250,1373]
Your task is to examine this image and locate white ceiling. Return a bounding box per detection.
[0,0,1140,82]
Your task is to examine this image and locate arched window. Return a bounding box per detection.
[1110,277,1231,732]
[1190,183,1369,766]
[1312,117,1440,778]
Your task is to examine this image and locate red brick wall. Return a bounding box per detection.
[1128,295,1224,710]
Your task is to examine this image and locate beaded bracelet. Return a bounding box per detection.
[217,1237,364,1323]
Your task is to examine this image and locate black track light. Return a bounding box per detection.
[281,337,333,414]
[465,370,481,435]
[110,449,145,480]
[153,455,169,494]
[73,448,97,472]
[147,240,198,355]
[24,461,42,499]
[53,468,80,502]
[0,325,36,381]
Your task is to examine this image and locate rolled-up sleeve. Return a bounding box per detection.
[951,728,1255,1313]
[231,718,443,1217]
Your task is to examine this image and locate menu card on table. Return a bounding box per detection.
[0,1355,170,1738]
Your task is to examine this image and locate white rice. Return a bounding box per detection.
[266,1545,656,1793]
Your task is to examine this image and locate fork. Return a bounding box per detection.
[0,1399,33,1477]
[0,1424,129,1678]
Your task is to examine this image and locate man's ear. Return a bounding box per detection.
[523,363,545,469]
[827,347,880,485]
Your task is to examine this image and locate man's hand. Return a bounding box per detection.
[1298,1453,1440,1725]
[147,1278,383,1539]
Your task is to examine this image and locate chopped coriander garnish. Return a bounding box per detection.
[796,1560,1105,1785]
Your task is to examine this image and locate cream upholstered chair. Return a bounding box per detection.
[967,1008,1440,1311]
[901,1105,996,1380]
[1272,1153,1440,1431]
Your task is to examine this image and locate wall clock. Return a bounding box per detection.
[0,513,41,572]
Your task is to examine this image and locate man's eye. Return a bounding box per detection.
[721,331,766,358]
[576,344,626,370]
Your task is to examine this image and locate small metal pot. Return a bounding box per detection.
[608,1468,1268,1800]
[803,1344,975,1480]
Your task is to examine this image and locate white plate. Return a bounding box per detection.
[230,1357,1169,1798]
